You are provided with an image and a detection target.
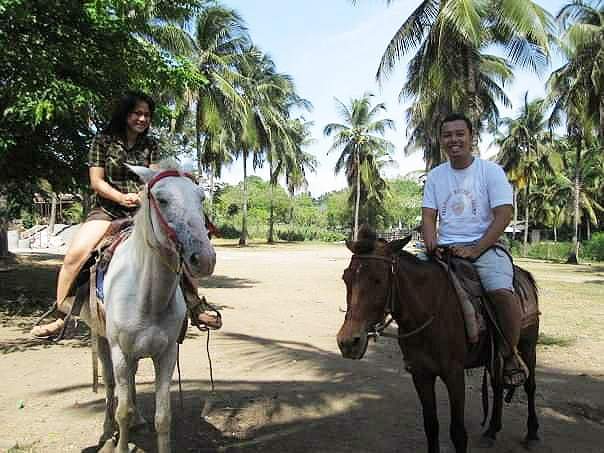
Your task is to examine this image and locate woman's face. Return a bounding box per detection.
[126,100,152,136]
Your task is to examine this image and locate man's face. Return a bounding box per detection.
[126,101,152,136]
[440,120,472,164]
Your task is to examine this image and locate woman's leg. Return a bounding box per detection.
[31,220,111,337]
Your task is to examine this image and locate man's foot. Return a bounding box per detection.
[30,318,65,339]
[503,354,529,387]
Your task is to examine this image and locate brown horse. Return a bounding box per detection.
[336,228,540,453]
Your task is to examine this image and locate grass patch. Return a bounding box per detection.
[538,333,575,347]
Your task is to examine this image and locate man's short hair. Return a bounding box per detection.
[440,113,472,135]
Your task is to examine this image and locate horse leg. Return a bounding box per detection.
[112,347,136,453]
[412,373,440,453]
[97,336,117,444]
[443,369,468,453]
[153,343,178,453]
[519,329,540,447]
[481,357,504,447]
[128,361,147,430]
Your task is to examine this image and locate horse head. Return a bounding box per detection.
[128,163,216,277]
[337,225,411,360]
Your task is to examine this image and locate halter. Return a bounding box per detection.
[145,170,197,274]
[350,253,435,340]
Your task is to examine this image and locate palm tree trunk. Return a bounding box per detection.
[239,150,248,246]
[208,164,215,218]
[354,153,361,240]
[196,97,203,177]
[599,97,604,144]
[587,220,591,241]
[268,163,275,244]
[567,145,582,264]
[512,186,518,241]
[523,182,530,256]
[466,53,479,155]
[553,225,557,242]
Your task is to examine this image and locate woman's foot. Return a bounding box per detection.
[30,318,65,339]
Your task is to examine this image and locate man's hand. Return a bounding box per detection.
[424,237,441,257]
[120,193,140,208]
[450,245,482,261]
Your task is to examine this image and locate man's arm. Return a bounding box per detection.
[452,204,512,260]
[422,207,439,255]
[90,167,139,208]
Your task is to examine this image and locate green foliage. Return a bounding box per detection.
[62,201,85,224]
[583,232,604,261]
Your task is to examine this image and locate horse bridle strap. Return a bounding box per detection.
[351,253,435,340]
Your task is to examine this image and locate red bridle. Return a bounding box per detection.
[146,170,219,253]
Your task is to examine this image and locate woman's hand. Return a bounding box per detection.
[119,192,140,208]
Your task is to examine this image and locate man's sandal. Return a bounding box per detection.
[30,318,65,339]
[503,355,529,387]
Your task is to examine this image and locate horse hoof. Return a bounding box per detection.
[478,435,496,448]
[523,437,540,450]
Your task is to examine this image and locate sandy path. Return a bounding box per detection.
[0,244,603,452]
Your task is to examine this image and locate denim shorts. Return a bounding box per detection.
[473,247,514,292]
[416,244,514,292]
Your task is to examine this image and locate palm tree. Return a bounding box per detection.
[356,0,552,170]
[324,93,395,239]
[496,94,556,254]
[188,5,250,179]
[548,0,604,262]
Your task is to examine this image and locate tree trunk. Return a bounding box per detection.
[599,97,604,144]
[512,186,518,241]
[523,182,530,256]
[353,153,361,240]
[49,192,57,235]
[587,220,591,241]
[553,225,557,242]
[267,163,275,244]
[239,150,248,246]
[0,194,8,258]
[465,52,479,155]
[196,98,202,177]
[208,163,215,218]
[567,144,582,264]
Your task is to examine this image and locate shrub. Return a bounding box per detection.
[217,223,241,239]
[277,229,305,241]
[583,232,604,261]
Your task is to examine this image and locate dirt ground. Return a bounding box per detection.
[0,243,603,453]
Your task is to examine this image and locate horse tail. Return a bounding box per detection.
[481,367,489,426]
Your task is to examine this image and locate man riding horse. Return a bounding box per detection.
[421,113,528,387]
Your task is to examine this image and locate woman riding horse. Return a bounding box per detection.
[31,91,221,339]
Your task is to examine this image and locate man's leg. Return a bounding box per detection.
[474,248,527,386]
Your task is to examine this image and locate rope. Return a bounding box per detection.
[177,343,184,412]
[206,329,215,392]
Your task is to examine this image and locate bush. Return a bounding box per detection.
[277,229,306,241]
[317,230,347,242]
[583,232,604,261]
[62,201,84,224]
[526,241,573,261]
[217,223,241,239]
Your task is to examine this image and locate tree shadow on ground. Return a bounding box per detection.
[201,274,258,289]
[33,331,604,453]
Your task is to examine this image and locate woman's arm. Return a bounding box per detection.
[90,167,138,208]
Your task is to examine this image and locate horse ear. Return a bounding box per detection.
[384,234,413,255]
[126,164,157,184]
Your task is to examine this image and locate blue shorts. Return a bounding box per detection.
[417,244,514,292]
[473,247,514,292]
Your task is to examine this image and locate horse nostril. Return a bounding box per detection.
[351,336,361,347]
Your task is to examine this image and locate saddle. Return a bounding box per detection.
[435,248,540,344]
[52,218,199,343]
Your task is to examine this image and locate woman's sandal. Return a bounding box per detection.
[30,318,65,339]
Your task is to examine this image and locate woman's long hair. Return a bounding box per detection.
[102,91,155,139]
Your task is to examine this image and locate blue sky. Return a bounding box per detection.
[214,0,568,196]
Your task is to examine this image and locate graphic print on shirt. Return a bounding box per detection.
[441,188,478,218]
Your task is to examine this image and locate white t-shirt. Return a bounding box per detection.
[422,158,513,245]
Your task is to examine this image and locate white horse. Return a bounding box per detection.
[81,162,216,453]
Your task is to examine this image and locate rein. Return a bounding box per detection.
[350,253,435,340]
[144,170,197,274]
